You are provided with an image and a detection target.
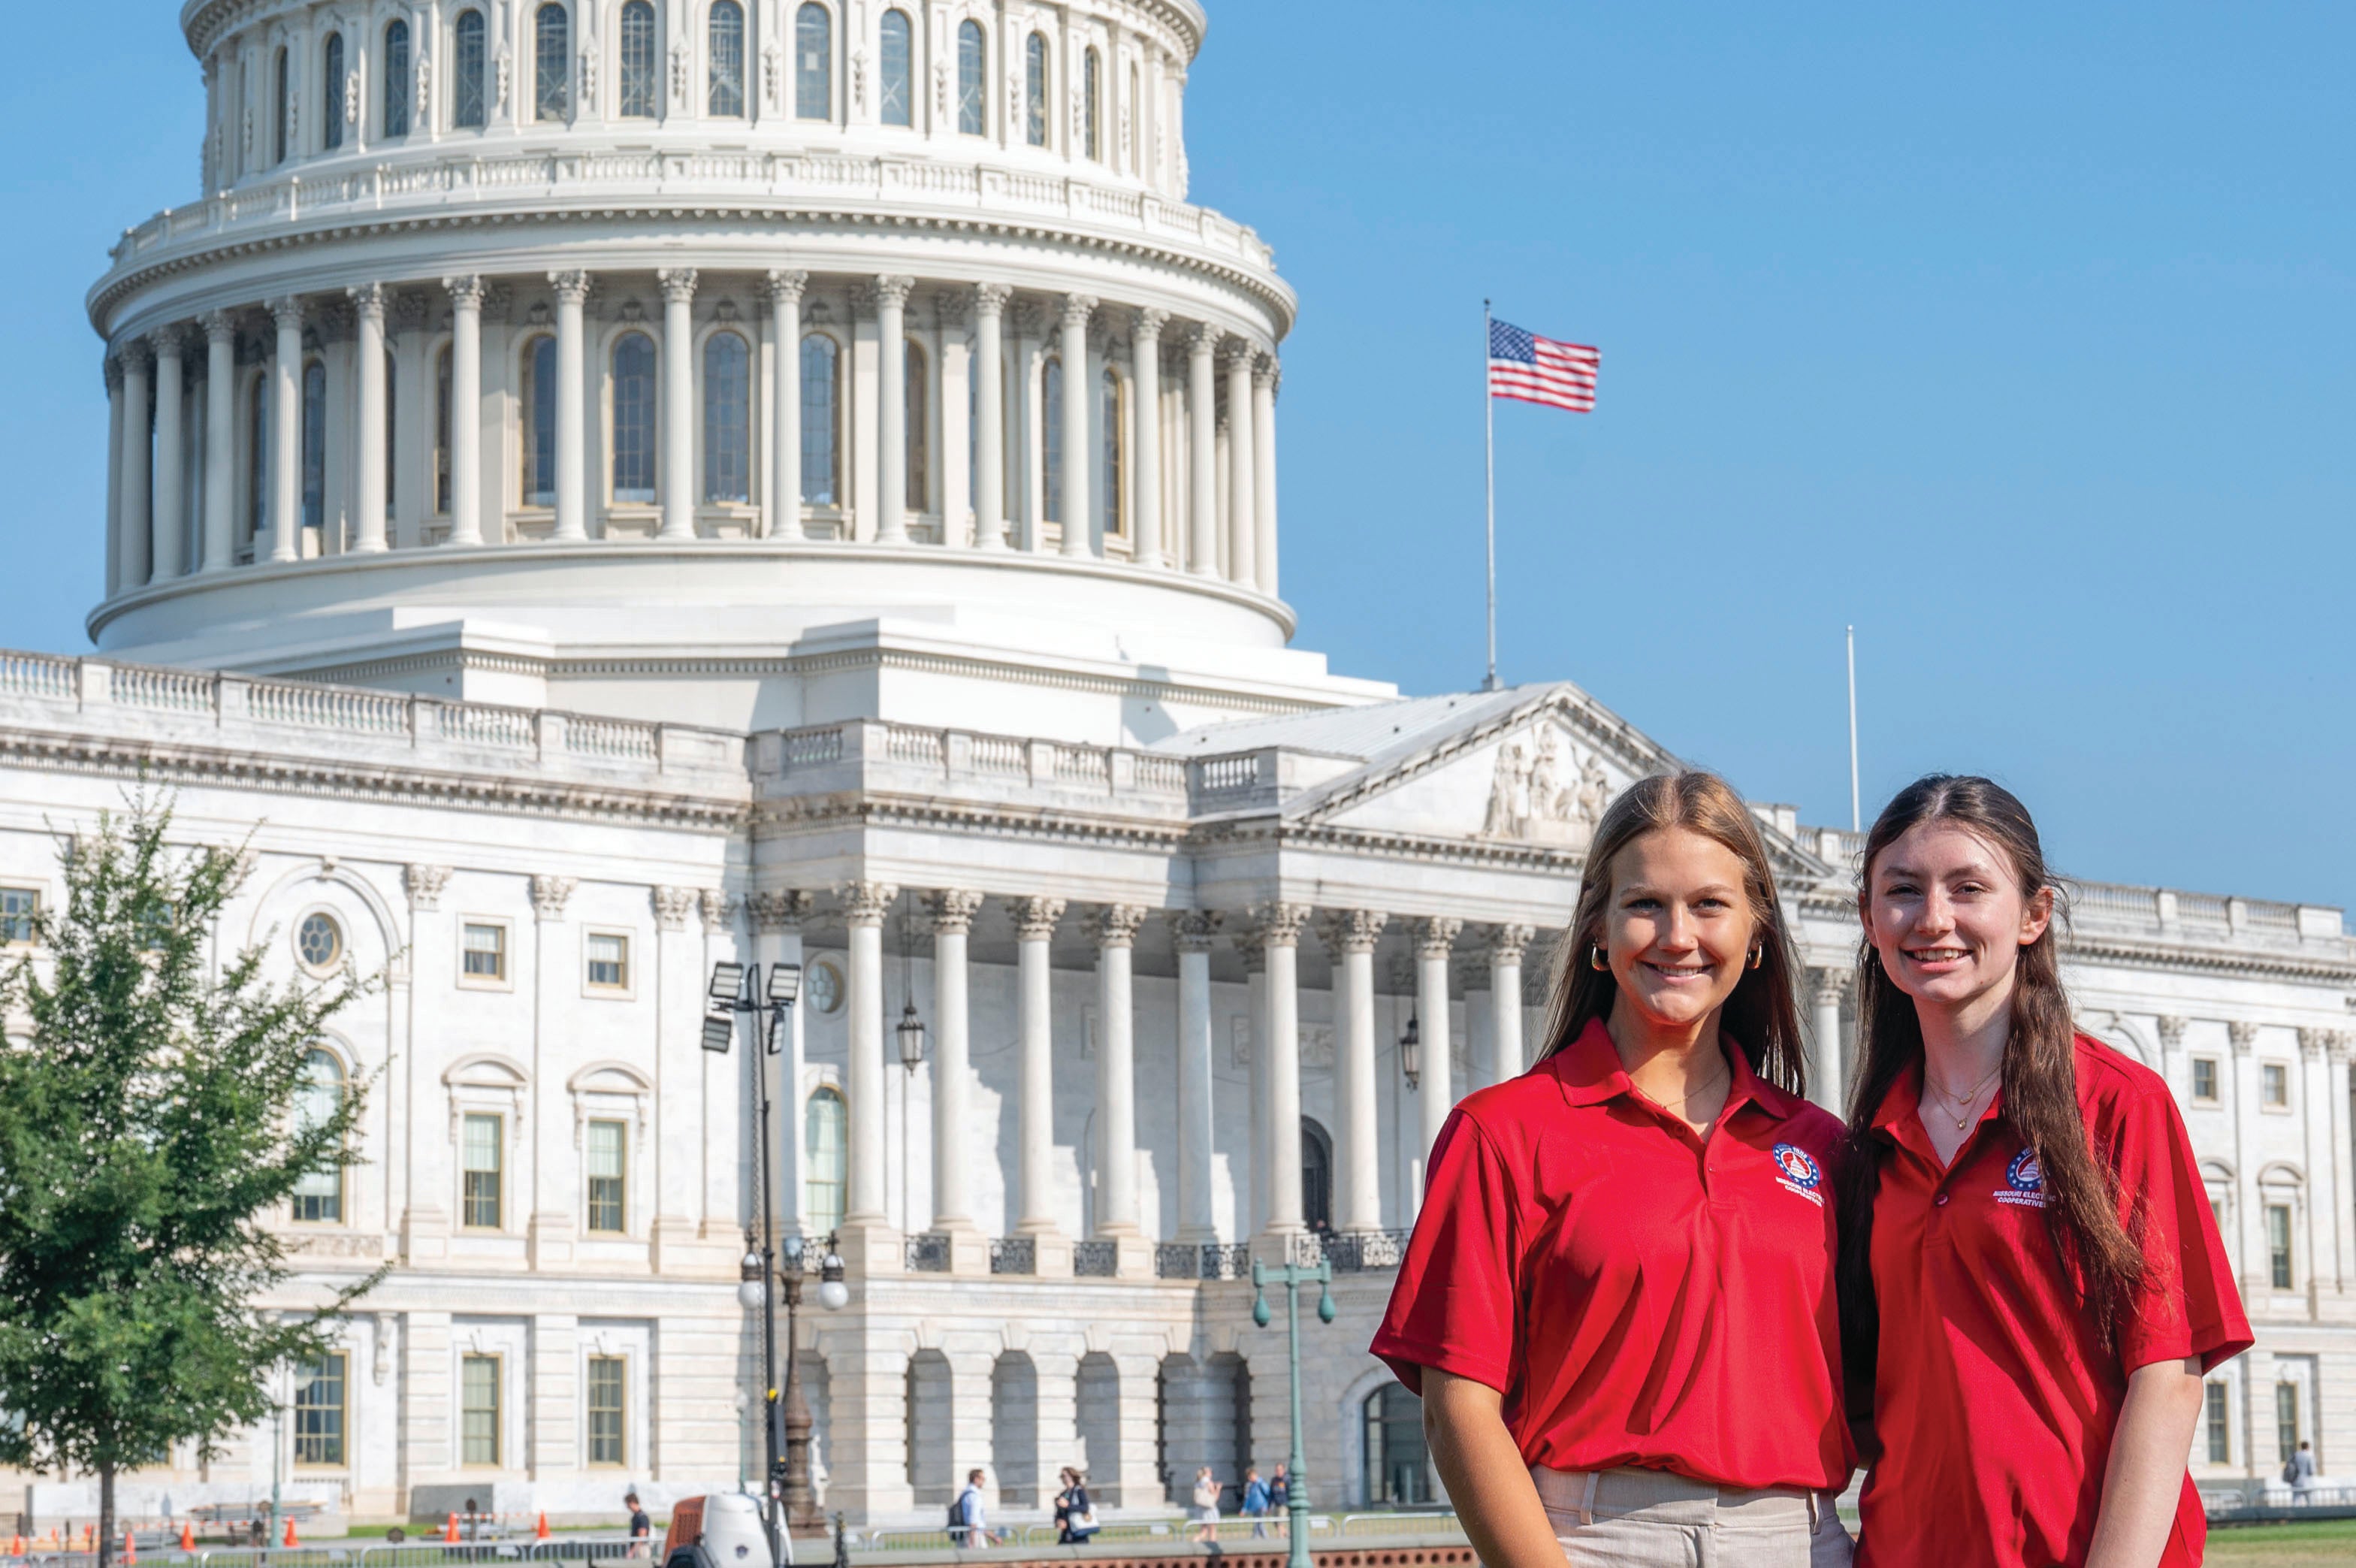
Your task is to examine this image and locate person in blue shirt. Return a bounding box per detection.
[1240,1468,1270,1539]
[953,1470,1000,1547]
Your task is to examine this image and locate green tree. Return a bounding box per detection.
[0,793,380,1567]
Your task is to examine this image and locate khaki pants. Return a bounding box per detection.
[1532,1466,1856,1568]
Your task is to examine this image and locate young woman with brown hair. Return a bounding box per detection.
[1839,775,2249,1568]
[1373,770,1855,1566]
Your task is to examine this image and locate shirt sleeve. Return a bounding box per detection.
[2109,1082,2254,1375]
[1368,1108,1524,1395]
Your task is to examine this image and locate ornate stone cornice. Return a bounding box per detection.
[1092,904,1149,950]
[530,874,578,920]
[1011,896,1065,941]
[926,888,984,936]
[651,884,701,930]
[1318,909,1387,956]
[839,881,899,927]
[748,889,815,933]
[699,888,735,935]
[1411,917,1463,959]
[404,863,451,910]
[1165,910,1219,953]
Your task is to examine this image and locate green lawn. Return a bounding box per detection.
[2205,1518,2356,1565]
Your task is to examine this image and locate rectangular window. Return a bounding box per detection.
[0,887,36,946]
[587,1119,627,1234]
[2191,1057,2218,1103]
[461,1353,501,1466]
[2204,1382,2230,1464]
[587,1355,627,1466]
[2276,1381,2300,1465]
[463,923,507,982]
[587,932,630,991]
[293,1352,347,1466]
[2267,1203,2294,1290]
[463,1113,503,1229]
[2262,1062,2289,1108]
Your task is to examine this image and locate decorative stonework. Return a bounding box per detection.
[651,885,699,930]
[1485,923,1536,967]
[657,267,698,305]
[1012,896,1066,942]
[926,889,984,935]
[748,890,815,933]
[2228,1020,2260,1056]
[974,282,1013,319]
[531,875,578,921]
[1093,904,1149,950]
[840,881,899,928]
[1809,967,1851,1010]
[404,864,452,910]
[1241,902,1312,950]
[764,269,809,306]
[442,275,485,310]
[1483,724,1611,847]
[1318,909,1387,956]
[2156,1015,2188,1051]
[1165,911,1219,953]
[1412,917,1463,959]
[699,888,735,935]
[548,270,591,304]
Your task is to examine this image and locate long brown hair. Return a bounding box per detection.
[1835,775,2146,1394]
[1536,771,1808,1095]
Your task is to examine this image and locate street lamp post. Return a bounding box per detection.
[1252,1255,1335,1568]
[778,1233,848,1530]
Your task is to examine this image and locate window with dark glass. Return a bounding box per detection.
[619,1,658,118]
[248,378,269,542]
[587,932,630,989]
[708,1,746,117]
[1083,47,1100,160]
[434,345,454,515]
[292,1049,344,1222]
[463,922,506,981]
[796,4,833,121]
[801,335,840,504]
[0,888,35,947]
[1098,367,1122,536]
[2204,1382,2229,1464]
[1362,1383,1432,1506]
[2276,1381,2300,1463]
[612,333,657,503]
[461,1355,500,1464]
[956,22,985,135]
[301,360,327,532]
[523,335,557,505]
[454,11,488,128]
[383,20,412,137]
[2267,1203,2294,1289]
[587,1120,627,1233]
[535,3,571,122]
[1024,34,1047,147]
[587,1355,627,1464]
[704,333,752,503]
[1041,356,1064,524]
[323,33,346,150]
[905,342,929,512]
[2191,1057,2219,1102]
[880,11,913,128]
[274,47,291,162]
[293,1353,347,1466]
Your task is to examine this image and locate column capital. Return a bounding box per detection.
[974,281,1014,318]
[2155,1014,2188,1050]
[439,276,485,310]
[547,269,593,304]
[531,875,579,922]
[346,282,388,322]
[764,267,811,306]
[657,267,699,305]
[1012,896,1066,942]
[926,889,986,936]
[265,295,306,331]
[144,324,186,359]
[698,889,736,935]
[1186,320,1223,355]
[115,336,153,372]
[1242,902,1313,950]
[1411,917,1464,959]
[1484,922,1536,966]
[404,863,452,911]
[748,889,817,934]
[103,353,124,392]
[1808,965,1852,1008]
[2297,1026,2329,1062]
[1059,292,1098,330]
[1252,352,1279,389]
[839,881,900,929]
[650,884,699,930]
[199,309,238,344]
[1133,306,1171,342]
[1164,911,1221,953]
[2327,1030,2354,1065]
[1318,909,1388,956]
[2228,1020,2259,1056]
[874,273,917,310]
[1092,905,1150,952]
[1220,333,1258,370]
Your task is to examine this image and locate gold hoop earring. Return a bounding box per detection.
[1589,945,1609,972]
[1747,947,1764,971]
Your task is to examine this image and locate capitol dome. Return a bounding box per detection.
[89,0,1370,734]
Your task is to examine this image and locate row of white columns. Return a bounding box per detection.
[104,273,1281,595]
[820,887,1537,1273]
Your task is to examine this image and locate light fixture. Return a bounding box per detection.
[817,1246,850,1312]
[736,1248,766,1310]
[766,962,802,1008]
[896,1002,927,1073]
[1399,1011,1421,1090]
[708,960,747,1005]
[702,1014,737,1053]
[766,1007,790,1056]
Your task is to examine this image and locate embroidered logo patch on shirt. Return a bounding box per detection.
[1772,1143,1825,1207]
[1998,1149,2047,1208]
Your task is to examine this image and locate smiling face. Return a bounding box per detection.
[1860,820,2053,1019]
[1599,826,1760,1035]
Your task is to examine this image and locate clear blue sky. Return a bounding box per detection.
[2,4,2348,911]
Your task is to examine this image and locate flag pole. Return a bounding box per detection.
[1846,624,1860,832]
[1482,299,1500,693]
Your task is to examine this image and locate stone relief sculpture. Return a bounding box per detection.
[1483,724,1609,847]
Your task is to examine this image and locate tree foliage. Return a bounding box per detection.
[0,792,381,1563]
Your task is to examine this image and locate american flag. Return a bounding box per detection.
[1488,319,1599,413]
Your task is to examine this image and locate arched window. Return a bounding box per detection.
[521,335,557,506]
[905,341,929,514]
[534,2,571,122]
[273,46,291,163]
[1098,366,1123,538]
[322,33,346,150]
[301,359,328,533]
[879,10,913,128]
[704,331,752,504]
[1361,1383,1432,1506]
[1023,34,1048,148]
[383,20,413,137]
[291,1049,346,1224]
[611,332,657,503]
[805,1086,847,1239]
[1041,355,1064,524]
[800,334,841,505]
[1083,47,1101,161]
[708,0,746,117]
[246,377,268,545]
[796,4,833,122]
[1300,1118,1332,1232]
[433,343,454,515]
[453,11,488,128]
[956,22,985,135]
[618,0,657,118]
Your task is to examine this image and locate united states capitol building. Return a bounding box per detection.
[6,0,2351,1530]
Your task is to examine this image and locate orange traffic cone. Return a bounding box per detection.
[282,1518,298,1548]
[445,1514,461,1545]
[535,1515,550,1542]
[10,1533,21,1556]
[179,1524,194,1553]
[124,1530,137,1566]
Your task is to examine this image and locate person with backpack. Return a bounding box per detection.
[2286,1441,2318,1498]
[1053,1467,1098,1545]
[951,1470,999,1547]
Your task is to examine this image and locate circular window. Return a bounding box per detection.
[806,956,846,1015]
[297,913,343,971]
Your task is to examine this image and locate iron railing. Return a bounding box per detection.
[988,1237,1035,1276]
[1073,1240,1119,1277]
[904,1231,950,1273]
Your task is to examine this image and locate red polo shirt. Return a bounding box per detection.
[1856,1035,2251,1568]
[1370,1017,1853,1492]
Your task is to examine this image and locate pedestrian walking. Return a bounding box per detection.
[1240,1468,1269,1539]
[625,1493,651,1560]
[1189,1468,1222,1543]
[2287,1442,2318,1499]
[953,1470,1001,1547]
[1268,1466,1288,1538]
[1053,1467,1098,1545]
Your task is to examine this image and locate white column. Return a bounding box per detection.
[873,275,915,543]
[926,892,983,1255]
[1013,897,1067,1245]
[973,284,1010,548]
[1324,911,1386,1235]
[841,882,898,1244]
[1242,943,1267,1235]
[1810,968,1850,1115]
[1252,355,1278,595]
[548,270,590,541]
[1224,340,1255,588]
[147,328,186,582]
[102,355,125,598]
[1168,913,1219,1243]
[1186,324,1217,576]
[1059,293,1095,557]
[439,279,483,547]
[1092,908,1148,1270]
[766,270,808,540]
[1131,309,1167,568]
[1412,919,1463,1198]
[201,312,236,572]
[2328,1035,2354,1298]
[341,286,388,554]
[1486,925,1532,1090]
[1251,904,1309,1240]
[2229,1021,2263,1298]
[657,267,698,540]
[269,297,305,561]
[2298,1030,2333,1308]
[751,891,815,1237]
[117,342,154,588]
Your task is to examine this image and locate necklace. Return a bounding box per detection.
[1923,1059,2002,1132]
[1652,1063,1730,1120]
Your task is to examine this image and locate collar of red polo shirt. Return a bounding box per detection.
[1551,1015,1806,1127]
